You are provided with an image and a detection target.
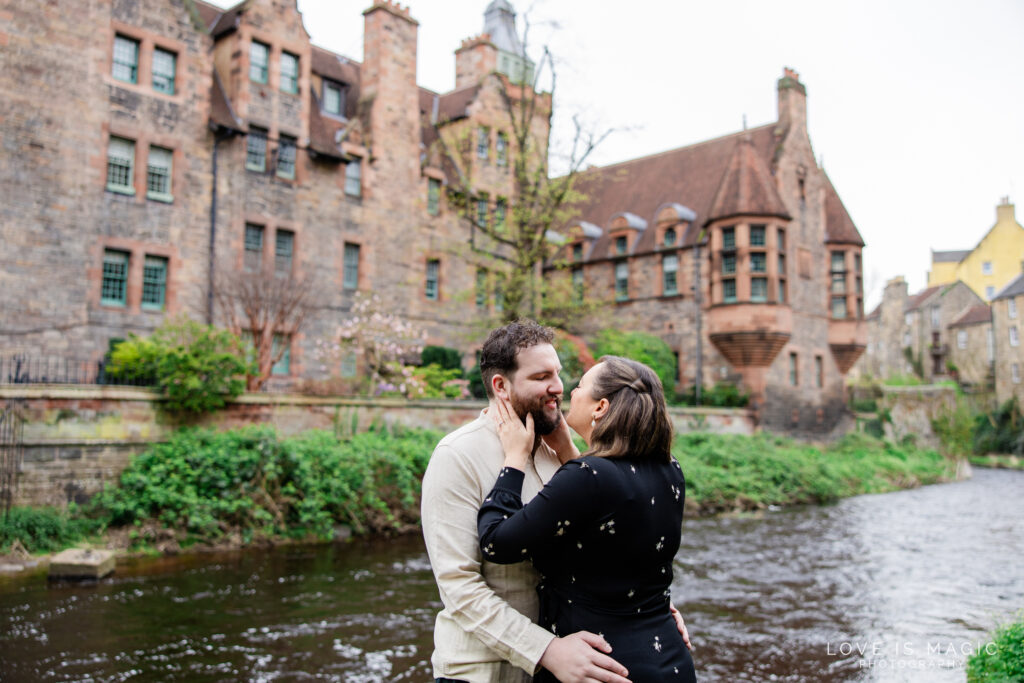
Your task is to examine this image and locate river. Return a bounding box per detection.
[1,468,1022,682]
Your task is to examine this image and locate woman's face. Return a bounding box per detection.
[566,362,604,441]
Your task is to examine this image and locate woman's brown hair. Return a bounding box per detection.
[586,355,674,462]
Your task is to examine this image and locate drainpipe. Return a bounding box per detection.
[694,227,707,406]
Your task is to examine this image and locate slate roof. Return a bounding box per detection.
[823,171,864,245]
[932,249,971,263]
[949,304,992,328]
[993,272,1024,301]
[905,286,942,312]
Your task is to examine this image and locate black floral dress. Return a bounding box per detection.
[478,454,696,682]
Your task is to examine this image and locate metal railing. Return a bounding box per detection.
[0,355,155,387]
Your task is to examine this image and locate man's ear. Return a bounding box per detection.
[492,374,510,400]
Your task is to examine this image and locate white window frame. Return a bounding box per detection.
[1011,325,1020,348]
[146,145,173,201]
[344,158,361,197]
[982,261,993,275]
[106,136,136,194]
[957,330,967,349]
[1010,299,1018,319]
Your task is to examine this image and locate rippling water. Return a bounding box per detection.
[1,468,1022,682]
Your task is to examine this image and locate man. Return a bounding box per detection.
[421,320,632,682]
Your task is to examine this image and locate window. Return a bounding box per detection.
[664,227,676,247]
[146,146,173,200]
[663,254,678,296]
[789,352,798,386]
[1013,363,1021,384]
[141,256,168,310]
[986,286,995,299]
[982,261,993,276]
[112,35,139,83]
[750,224,766,247]
[345,158,361,197]
[476,268,488,309]
[495,198,507,230]
[815,355,823,388]
[905,312,913,326]
[343,242,360,290]
[280,51,299,94]
[476,127,489,160]
[957,330,967,349]
[832,296,848,319]
[496,132,508,167]
[777,228,786,252]
[427,178,441,215]
[751,277,767,302]
[723,278,737,303]
[275,229,294,275]
[615,262,629,301]
[1011,326,1020,347]
[271,334,291,375]
[750,252,767,273]
[340,351,357,378]
[778,279,786,304]
[425,259,440,300]
[615,235,628,255]
[722,254,736,275]
[830,251,847,295]
[322,80,344,116]
[572,243,583,262]
[104,136,135,195]
[930,305,940,329]
[276,134,296,179]
[250,41,269,83]
[1010,299,1018,319]
[854,253,862,273]
[101,250,129,306]
[722,227,735,249]
[476,196,489,227]
[572,268,584,303]
[494,273,504,312]
[244,223,264,272]
[903,330,912,346]
[246,128,267,172]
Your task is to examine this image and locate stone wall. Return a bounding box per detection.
[880,384,957,450]
[2,385,755,507]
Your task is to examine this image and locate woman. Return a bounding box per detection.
[478,356,696,682]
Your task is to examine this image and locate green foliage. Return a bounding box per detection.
[466,363,487,399]
[675,431,955,514]
[672,383,750,407]
[85,425,442,542]
[851,397,878,413]
[885,372,925,386]
[0,506,102,554]
[974,398,1024,456]
[967,611,1024,682]
[107,316,250,414]
[902,346,924,379]
[412,364,470,399]
[931,396,981,457]
[421,346,464,373]
[590,329,677,392]
[553,330,595,394]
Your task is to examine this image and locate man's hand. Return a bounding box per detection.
[670,603,694,651]
[539,632,630,683]
[542,412,581,464]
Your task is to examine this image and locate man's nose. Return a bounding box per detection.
[548,375,563,394]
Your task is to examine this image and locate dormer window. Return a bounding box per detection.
[615,235,628,255]
[572,243,583,262]
[663,227,677,247]
[323,80,345,116]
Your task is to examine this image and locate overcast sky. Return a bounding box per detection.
[210,0,1024,308]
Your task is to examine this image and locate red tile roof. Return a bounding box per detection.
[823,172,864,246]
[949,304,992,328]
[706,135,790,224]
[209,70,244,132]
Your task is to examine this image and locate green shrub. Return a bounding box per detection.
[851,397,878,413]
[967,611,1024,682]
[467,363,487,399]
[931,397,980,457]
[107,316,251,414]
[412,364,469,399]
[0,506,102,554]
[974,398,1024,455]
[86,424,442,542]
[590,329,677,392]
[421,346,464,373]
[672,383,749,407]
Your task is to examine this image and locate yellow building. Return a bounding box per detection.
[928,198,1024,301]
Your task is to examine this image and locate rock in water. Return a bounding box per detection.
[48,549,115,580]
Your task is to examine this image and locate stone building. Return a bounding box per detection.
[551,69,867,434]
[947,304,993,389]
[992,274,1024,405]
[928,198,1024,301]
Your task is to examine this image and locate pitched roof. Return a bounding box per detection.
[209,70,244,132]
[436,84,481,122]
[706,135,791,224]
[209,1,245,37]
[949,304,992,328]
[905,285,942,311]
[823,172,864,245]
[932,249,971,263]
[193,0,224,30]
[570,124,780,252]
[993,272,1024,301]
[866,304,881,321]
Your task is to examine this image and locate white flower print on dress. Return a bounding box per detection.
[655,536,665,551]
[653,636,662,652]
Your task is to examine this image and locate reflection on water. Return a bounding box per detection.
[1,468,1022,682]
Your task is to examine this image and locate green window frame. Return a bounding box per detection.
[815,355,824,388]
[750,224,766,247]
[494,273,505,312]
[476,196,489,227]
[495,198,507,230]
[250,41,269,83]
[832,296,848,320]
[280,51,299,94]
[246,128,267,172]
[789,352,798,386]
[275,229,294,275]
[276,134,296,179]
[496,131,508,167]
[722,253,736,275]
[572,243,583,262]
[663,254,678,296]
[141,255,168,310]
[152,47,176,94]
[777,228,785,252]
[572,267,584,303]
[615,235,627,255]
[271,334,291,375]
[323,80,343,115]
[751,252,767,273]
[244,223,264,272]
[663,227,677,247]
[146,146,173,201]
[345,158,361,197]
[112,35,139,84]
[779,279,787,304]
[722,226,735,249]
[476,268,488,309]
[615,262,629,301]
[340,351,357,378]
[778,253,786,276]
[476,127,489,160]
[751,277,768,302]
[106,136,135,194]
[425,259,440,301]
[723,278,737,303]
[343,242,360,290]
[427,178,441,215]
[101,249,129,306]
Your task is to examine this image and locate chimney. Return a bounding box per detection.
[455,34,498,89]
[996,196,1016,224]
[777,67,807,138]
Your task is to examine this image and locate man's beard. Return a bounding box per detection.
[509,390,562,436]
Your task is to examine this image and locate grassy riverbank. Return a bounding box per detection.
[967,611,1024,682]
[1,428,958,557]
